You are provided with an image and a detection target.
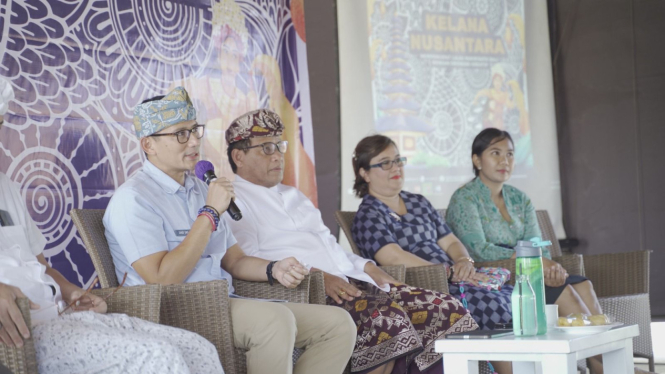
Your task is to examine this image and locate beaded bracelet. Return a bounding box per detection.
[203,204,220,217]
[198,211,217,232]
[198,206,220,231]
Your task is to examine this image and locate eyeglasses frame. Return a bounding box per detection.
[149,124,206,144]
[242,140,289,155]
[368,156,407,170]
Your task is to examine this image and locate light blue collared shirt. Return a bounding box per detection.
[104,161,236,292]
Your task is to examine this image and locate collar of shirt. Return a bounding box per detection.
[142,160,200,196]
[471,177,514,211]
[361,192,408,222]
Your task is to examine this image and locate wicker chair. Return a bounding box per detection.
[336,209,654,371]
[0,285,162,374]
[71,208,318,374]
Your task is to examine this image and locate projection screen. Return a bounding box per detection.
[338,0,564,247]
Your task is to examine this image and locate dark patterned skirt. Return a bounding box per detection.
[545,275,589,304]
[328,282,478,373]
[448,283,513,330]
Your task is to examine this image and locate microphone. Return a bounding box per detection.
[195,160,242,221]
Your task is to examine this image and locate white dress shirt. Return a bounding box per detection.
[0,172,61,325]
[226,175,388,291]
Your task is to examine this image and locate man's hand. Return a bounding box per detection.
[364,262,398,288]
[0,283,39,347]
[272,257,309,288]
[321,272,362,304]
[542,258,568,287]
[205,177,235,214]
[64,289,108,314]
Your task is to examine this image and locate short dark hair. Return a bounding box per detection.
[471,128,514,176]
[351,134,397,198]
[227,139,251,173]
[141,95,165,104]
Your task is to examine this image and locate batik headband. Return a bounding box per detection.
[225,109,284,144]
[133,86,197,139]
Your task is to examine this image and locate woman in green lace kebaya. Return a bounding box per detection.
[446,128,606,374]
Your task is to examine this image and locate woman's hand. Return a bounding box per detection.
[451,259,476,283]
[542,258,568,287]
[321,272,362,304]
[65,289,107,314]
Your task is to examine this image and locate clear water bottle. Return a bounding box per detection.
[514,238,550,335]
[512,272,538,336]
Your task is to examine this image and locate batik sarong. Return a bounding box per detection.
[328,282,478,373]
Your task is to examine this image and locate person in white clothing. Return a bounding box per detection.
[0,79,223,374]
[103,87,356,374]
[225,109,478,374]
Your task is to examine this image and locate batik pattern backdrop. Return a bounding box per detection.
[0,0,314,287]
[368,0,531,198]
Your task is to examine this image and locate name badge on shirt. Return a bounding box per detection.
[174,229,190,237]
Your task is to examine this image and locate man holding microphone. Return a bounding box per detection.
[104,87,355,374]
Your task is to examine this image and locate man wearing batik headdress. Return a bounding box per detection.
[225,109,479,374]
[104,87,355,374]
[178,0,318,205]
[0,80,225,374]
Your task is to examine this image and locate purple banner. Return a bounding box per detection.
[0,0,313,287]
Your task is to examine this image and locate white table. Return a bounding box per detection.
[435,324,638,374]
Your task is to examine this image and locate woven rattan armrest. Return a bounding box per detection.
[599,293,654,370]
[308,271,327,305]
[404,264,450,294]
[90,284,161,323]
[552,254,585,278]
[233,274,311,304]
[0,298,38,374]
[379,265,406,283]
[582,250,650,297]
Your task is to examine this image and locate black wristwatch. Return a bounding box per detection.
[266,261,278,286]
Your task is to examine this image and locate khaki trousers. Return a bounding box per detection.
[230,298,356,374]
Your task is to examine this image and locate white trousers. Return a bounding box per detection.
[32,311,223,374]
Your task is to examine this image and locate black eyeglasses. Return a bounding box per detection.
[243,140,288,155]
[369,156,407,170]
[150,124,205,144]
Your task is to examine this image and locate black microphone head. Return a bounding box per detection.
[228,209,242,221]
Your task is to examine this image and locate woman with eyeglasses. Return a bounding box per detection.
[350,134,514,374]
